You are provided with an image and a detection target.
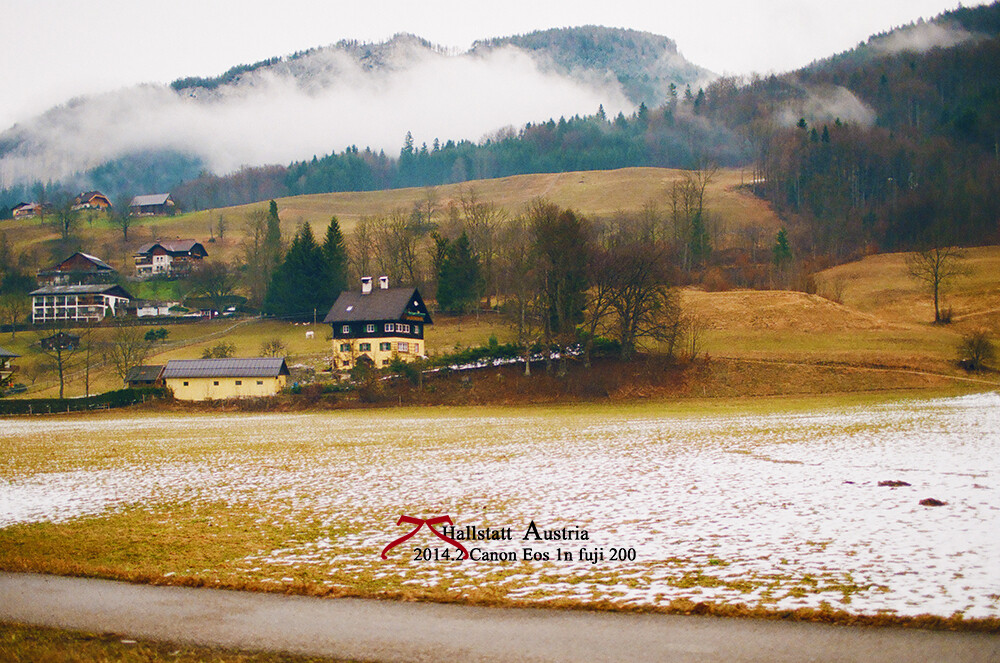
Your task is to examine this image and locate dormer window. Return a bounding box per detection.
[385,323,394,332]
[342,325,350,334]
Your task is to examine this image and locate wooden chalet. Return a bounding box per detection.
[73,191,112,211]
[30,283,132,324]
[323,276,432,371]
[134,239,207,278]
[12,202,42,218]
[130,193,175,216]
[36,252,118,287]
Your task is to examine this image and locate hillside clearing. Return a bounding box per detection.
[2,167,778,271]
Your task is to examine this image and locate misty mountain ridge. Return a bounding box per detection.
[2,5,997,220]
[0,26,711,191]
[171,27,712,105]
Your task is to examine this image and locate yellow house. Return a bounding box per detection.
[324,276,432,372]
[163,357,289,401]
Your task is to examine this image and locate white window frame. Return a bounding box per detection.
[385,323,394,332]
[342,325,350,334]
[366,323,375,333]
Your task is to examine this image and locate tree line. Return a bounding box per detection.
[219,193,700,370]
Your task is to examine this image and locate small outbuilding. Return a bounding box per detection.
[130,193,175,216]
[0,346,19,389]
[163,357,289,401]
[125,364,165,388]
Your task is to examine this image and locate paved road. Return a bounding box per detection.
[1,573,997,662]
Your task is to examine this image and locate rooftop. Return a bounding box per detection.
[163,358,289,379]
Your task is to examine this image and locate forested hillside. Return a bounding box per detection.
[3,4,999,268]
[703,2,1000,257]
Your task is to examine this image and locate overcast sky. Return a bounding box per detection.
[1,0,982,130]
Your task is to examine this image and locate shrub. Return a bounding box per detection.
[202,341,236,359]
[259,337,287,357]
[957,331,995,371]
[144,328,169,343]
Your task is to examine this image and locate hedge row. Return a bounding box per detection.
[0,387,168,415]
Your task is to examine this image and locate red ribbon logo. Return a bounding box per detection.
[381,515,470,560]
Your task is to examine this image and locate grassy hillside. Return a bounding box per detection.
[3,167,776,272]
[11,245,999,399]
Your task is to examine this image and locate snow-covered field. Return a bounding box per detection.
[1,392,998,618]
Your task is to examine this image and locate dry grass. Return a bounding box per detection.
[0,622,354,662]
[814,246,1000,330]
[5,167,779,270]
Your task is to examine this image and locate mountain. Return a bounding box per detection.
[472,26,714,107]
[0,28,710,194]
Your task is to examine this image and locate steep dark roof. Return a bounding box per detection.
[135,240,206,256]
[323,287,432,324]
[49,252,116,272]
[125,365,164,382]
[30,283,132,298]
[163,358,289,379]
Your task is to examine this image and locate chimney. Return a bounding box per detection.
[361,276,373,295]
[378,276,389,290]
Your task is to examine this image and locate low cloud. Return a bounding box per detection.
[779,85,876,128]
[0,42,634,186]
[871,20,974,55]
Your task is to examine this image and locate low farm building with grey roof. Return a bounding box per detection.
[163,358,289,401]
[130,193,175,215]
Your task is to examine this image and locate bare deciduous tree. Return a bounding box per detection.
[102,322,152,385]
[905,245,964,323]
[37,329,82,398]
[498,217,543,375]
[240,208,271,307]
[111,193,134,242]
[461,187,505,308]
[189,261,239,315]
[0,293,29,341]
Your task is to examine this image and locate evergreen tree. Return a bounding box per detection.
[773,228,793,268]
[435,232,482,314]
[262,223,331,321]
[688,212,711,268]
[321,216,349,298]
[264,199,283,281]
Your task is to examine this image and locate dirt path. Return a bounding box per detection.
[1,573,996,663]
